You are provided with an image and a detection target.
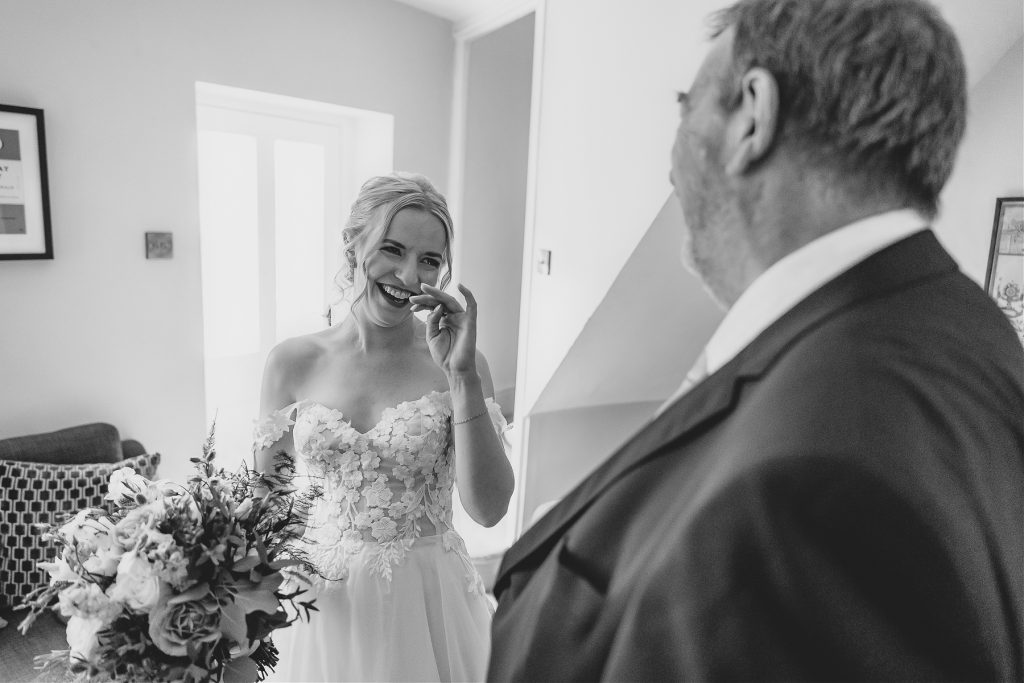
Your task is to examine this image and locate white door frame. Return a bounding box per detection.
[445,0,546,537]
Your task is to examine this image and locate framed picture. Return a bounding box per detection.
[985,196,1024,347]
[0,104,52,260]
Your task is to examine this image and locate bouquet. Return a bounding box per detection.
[17,429,322,682]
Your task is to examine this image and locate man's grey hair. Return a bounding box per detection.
[711,0,966,219]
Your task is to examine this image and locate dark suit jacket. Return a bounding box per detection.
[489,231,1024,682]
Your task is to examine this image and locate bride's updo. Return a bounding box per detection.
[336,172,455,304]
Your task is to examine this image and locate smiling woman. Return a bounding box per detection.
[253,172,514,682]
[344,198,453,328]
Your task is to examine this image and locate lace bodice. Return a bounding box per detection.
[253,391,507,588]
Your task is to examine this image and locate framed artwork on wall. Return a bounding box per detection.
[985,196,1024,347]
[0,104,52,260]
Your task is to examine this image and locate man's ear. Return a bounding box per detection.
[725,67,779,175]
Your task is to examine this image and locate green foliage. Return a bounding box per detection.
[18,423,323,682]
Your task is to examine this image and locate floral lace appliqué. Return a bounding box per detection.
[254,391,507,594]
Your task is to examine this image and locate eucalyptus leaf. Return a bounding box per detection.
[232,581,279,615]
[222,654,259,683]
[233,554,261,572]
[220,601,249,644]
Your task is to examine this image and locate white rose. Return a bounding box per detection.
[66,615,104,663]
[112,503,163,550]
[107,553,166,612]
[58,582,120,622]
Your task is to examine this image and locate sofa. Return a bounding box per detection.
[0,423,159,683]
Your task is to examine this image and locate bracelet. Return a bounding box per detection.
[453,409,489,426]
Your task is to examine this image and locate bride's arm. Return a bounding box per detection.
[450,351,515,527]
[253,340,306,490]
[412,283,514,527]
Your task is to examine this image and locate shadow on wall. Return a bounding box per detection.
[522,400,663,525]
[531,195,723,414]
[520,195,723,522]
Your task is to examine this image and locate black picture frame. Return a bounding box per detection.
[0,104,53,260]
[984,196,1024,347]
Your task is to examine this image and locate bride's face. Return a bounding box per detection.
[355,207,448,327]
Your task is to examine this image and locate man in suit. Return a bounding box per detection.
[488,0,1024,680]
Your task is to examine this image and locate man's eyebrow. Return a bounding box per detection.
[676,90,689,103]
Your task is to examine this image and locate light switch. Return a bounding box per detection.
[536,249,551,275]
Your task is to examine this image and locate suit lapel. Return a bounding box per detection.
[499,359,740,572]
[496,230,958,593]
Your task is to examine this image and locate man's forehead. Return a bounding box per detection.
[692,27,735,93]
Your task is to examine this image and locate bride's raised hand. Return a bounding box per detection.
[410,283,478,379]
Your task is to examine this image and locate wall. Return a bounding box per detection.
[522,399,659,523]
[532,195,722,413]
[0,0,453,484]
[518,0,724,413]
[459,13,534,407]
[935,37,1024,282]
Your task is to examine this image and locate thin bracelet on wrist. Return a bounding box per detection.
[453,409,489,426]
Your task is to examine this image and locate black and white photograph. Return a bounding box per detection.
[0,1,1022,681]
[0,104,52,260]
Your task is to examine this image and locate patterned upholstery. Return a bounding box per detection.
[0,452,161,609]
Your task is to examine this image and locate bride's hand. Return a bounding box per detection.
[409,283,478,379]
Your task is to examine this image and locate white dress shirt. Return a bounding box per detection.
[657,209,928,414]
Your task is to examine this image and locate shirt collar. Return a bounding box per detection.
[704,209,928,375]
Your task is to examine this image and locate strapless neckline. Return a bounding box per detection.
[297,389,451,436]
[253,392,508,589]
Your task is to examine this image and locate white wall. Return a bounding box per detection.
[522,400,659,522]
[935,37,1024,282]
[517,0,719,413]
[0,0,454,484]
[533,195,722,413]
[459,13,534,407]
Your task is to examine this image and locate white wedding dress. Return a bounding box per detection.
[253,390,504,682]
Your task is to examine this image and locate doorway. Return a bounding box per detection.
[450,12,535,555]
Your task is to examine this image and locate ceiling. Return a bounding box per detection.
[393,0,532,33]
[395,0,1021,86]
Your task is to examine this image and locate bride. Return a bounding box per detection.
[253,172,514,682]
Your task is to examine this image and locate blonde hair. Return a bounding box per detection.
[335,172,454,312]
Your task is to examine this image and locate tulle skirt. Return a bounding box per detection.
[270,534,493,682]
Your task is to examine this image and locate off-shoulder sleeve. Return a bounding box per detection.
[252,401,302,452]
[485,397,510,436]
